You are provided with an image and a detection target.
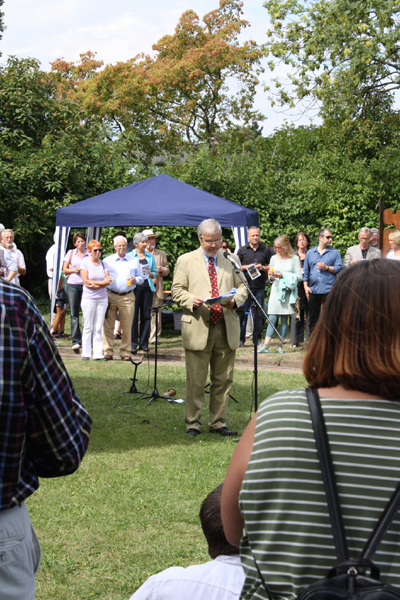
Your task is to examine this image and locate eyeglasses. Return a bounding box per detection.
[274,245,282,250]
[203,239,222,246]
[93,248,102,252]
[324,236,332,240]
[221,245,228,249]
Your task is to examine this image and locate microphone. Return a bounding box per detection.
[223,251,241,273]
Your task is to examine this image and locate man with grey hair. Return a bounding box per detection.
[102,236,144,361]
[343,227,381,267]
[171,219,247,437]
[369,227,379,248]
[143,229,170,344]
[3,229,26,286]
[0,229,18,283]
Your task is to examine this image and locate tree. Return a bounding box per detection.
[51,0,264,162]
[263,0,400,122]
[0,56,132,294]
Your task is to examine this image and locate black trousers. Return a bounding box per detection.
[131,285,153,350]
[308,293,329,335]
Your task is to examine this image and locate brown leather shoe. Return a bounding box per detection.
[104,355,113,361]
[122,356,130,361]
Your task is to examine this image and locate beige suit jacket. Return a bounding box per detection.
[151,248,170,299]
[171,248,248,351]
[343,244,382,267]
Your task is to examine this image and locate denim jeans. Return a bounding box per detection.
[265,314,289,340]
[67,283,83,345]
[240,287,266,345]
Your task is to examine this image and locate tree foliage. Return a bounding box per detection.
[158,119,400,268]
[51,0,264,162]
[0,57,132,294]
[263,0,400,122]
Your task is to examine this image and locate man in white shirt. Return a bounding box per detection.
[129,484,245,600]
[0,244,17,283]
[3,230,26,286]
[102,236,144,361]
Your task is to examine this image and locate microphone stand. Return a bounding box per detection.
[142,300,176,406]
[223,252,284,412]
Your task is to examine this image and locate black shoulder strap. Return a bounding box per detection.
[362,480,400,559]
[306,387,349,563]
[307,387,400,563]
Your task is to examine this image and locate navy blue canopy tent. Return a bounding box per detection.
[55,173,258,228]
[51,174,259,312]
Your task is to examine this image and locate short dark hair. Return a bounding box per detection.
[221,238,232,251]
[295,232,310,250]
[73,232,85,244]
[199,484,238,559]
[303,259,400,400]
[318,228,331,238]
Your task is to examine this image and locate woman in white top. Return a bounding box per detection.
[386,230,400,261]
[258,235,302,355]
[80,240,112,361]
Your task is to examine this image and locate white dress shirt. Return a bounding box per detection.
[103,253,144,294]
[129,555,245,600]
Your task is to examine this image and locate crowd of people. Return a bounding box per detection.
[43,221,391,436]
[2,216,400,599]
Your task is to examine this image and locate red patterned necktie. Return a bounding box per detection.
[208,257,222,324]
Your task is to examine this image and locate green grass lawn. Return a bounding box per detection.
[28,358,306,600]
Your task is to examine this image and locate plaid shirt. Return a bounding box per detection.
[0,280,92,509]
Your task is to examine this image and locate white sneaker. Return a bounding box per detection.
[72,343,80,351]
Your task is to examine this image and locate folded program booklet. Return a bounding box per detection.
[203,288,237,306]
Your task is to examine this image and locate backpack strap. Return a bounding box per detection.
[306,387,349,564]
[361,480,400,560]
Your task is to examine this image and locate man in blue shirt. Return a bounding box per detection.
[303,228,343,334]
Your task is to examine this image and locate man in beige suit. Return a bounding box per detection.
[343,227,381,267]
[143,229,170,344]
[171,219,248,437]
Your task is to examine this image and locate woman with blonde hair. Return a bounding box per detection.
[386,230,400,260]
[258,235,302,354]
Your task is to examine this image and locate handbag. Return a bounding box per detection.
[294,295,301,320]
[255,387,400,600]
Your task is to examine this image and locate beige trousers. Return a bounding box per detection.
[149,293,163,343]
[184,321,235,432]
[102,290,135,357]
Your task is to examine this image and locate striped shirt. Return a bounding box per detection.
[239,388,400,600]
[0,280,92,509]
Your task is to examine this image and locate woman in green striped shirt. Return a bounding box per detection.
[222,259,400,600]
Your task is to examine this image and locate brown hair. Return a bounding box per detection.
[295,232,310,250]
[303,259,400,399]
[88,240,101,252]
[274,235,293,258]
[73,232,86,244]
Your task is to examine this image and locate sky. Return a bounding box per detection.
[1,0,318,135]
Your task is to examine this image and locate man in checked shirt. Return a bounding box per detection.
[0,280,92,599]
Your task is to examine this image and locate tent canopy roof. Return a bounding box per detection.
[55,174,258,229]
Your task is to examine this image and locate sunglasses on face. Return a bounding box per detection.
[93,248,102,252]
[274,246,282,250]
